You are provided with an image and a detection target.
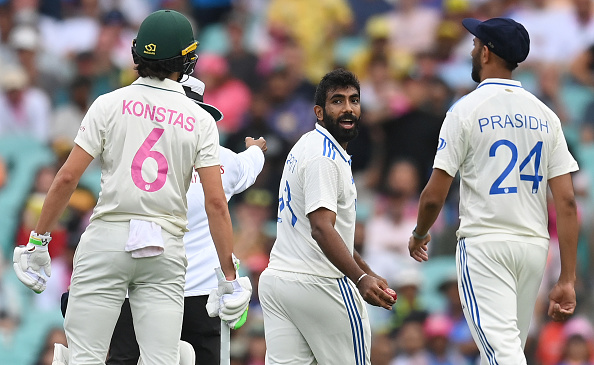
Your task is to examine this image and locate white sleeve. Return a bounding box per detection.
[433,110,467,177]
[547,122,579,179]
[303,156,341,215]
[224,145,265,195]
[75,96,106,158]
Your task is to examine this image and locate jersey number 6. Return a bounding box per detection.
[489,139,543,195]
[131,128,169,192]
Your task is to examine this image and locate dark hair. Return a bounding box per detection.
[504,59,519,72]
[134,58,173,80]
[314,68,360,108]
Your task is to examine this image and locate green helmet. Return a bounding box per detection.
[133,10,197,61]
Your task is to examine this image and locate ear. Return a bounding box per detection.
[481,45,490,63]
[314,105,324,122]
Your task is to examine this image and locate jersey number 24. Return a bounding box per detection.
[489,139,543,195]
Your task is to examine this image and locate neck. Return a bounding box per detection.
[168,72,181,82]
[480,68,512,82]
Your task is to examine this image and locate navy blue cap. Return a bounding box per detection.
[462,17,530,64]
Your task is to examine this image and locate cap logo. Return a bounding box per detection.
[144,43,156,55]
[488,41,494,49]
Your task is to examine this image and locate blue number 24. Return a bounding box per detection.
[489,139,543,195]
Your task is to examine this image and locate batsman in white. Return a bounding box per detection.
[12,10,248,365]
[259,68,396,365]
[408,17,579,365]
[105,76,266,365]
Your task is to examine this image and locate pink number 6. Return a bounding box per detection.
[131,128,169,192]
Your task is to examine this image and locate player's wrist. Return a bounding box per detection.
[355,273,368,286]
[412,227,428,240]
[29,231,52,246]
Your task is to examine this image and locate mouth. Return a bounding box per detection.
[339,118,355,129]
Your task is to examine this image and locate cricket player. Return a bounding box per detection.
[408,18,579,364]
[106,76,266,365]
[13,10,247,365]
[259,68,396,365]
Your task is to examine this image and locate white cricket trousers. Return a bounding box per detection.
[456,236,548,365]
[64,219,187,365]
[259,268,371,365]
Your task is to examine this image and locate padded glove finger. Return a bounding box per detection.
[205,288,221,318]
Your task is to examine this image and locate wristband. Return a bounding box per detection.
[29,231,52,246]
[356,273,368,285]
[412,227,428,240]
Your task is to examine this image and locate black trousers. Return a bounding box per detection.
[106,295,221,365]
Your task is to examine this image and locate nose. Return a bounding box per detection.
[343,99,354,113]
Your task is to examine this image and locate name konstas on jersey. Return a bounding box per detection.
[122,99,197,132]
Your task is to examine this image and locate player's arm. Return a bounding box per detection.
[353,250,388,286]
[35,144,94,233]
[13,144,94,293]
[230,137,267,194]
[198,165,236,280]
[409,168,454,262]
[547,173,578,321]
[309,208,394,310]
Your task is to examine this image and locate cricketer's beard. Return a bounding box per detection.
[471,50,482,83]
[322,109,360,144]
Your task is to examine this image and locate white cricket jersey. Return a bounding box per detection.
[434,78,578,246]
[268,124,357,278]
[75,77,220,237]
[183,146,264,296]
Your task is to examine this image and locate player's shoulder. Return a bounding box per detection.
[219,146,238,164]
[302,127,350,163]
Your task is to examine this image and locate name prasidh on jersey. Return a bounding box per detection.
[478,113,549,134]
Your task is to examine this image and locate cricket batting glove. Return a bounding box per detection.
[206,256,252,329]
[13,231,52,293]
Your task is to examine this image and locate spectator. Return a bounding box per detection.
[388,269,428,335]
[0,64,51,143]
[385,0,441,56]
[347,15,415,83]
[50,76,92,148]
[266,0,354,84]
[423,313,466,365]
[558,334,594,365]
[263,66,314,143]
[363,159,421,282]
[224,12,262,92]
[391,319,431,364]
[194,53,252,138]
[437,274,480,363]
[8,25,70,100]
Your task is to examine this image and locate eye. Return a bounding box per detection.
[333,99,342,104]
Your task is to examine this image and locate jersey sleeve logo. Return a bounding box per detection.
[437,138,447,151]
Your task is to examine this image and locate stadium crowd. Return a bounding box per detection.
[0,0,593,364]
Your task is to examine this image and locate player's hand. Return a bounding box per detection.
[206,260,253,330]
[13,231,52,293]
[245,137,267,153]
[408,233,431,262]
[547,281,576,322]
[218,275,252,329]
[356,274,395,310]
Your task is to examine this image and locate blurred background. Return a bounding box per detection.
[0,0,593,364]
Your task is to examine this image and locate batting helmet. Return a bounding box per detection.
[132,10,198,76]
